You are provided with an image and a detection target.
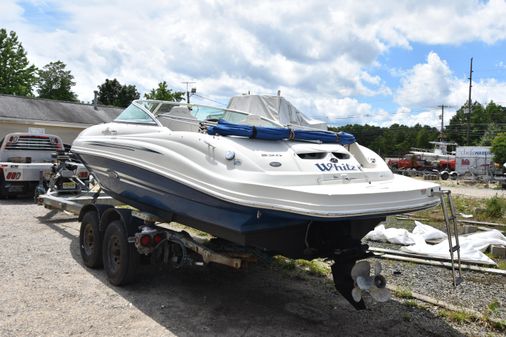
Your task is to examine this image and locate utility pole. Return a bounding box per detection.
[466,57,473,145]
[182,81,196,103]
[438,104,450,141]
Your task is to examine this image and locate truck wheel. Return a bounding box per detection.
[103,220,138,286]
[79,211,103,268]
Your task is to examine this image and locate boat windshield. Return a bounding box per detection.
[151,101,280,127]
[114,104,157,125]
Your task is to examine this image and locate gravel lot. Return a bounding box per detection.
[0,191,505,336]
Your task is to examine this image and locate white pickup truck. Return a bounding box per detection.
[0,132,88,198]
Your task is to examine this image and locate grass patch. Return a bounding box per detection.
[438,309,477,324]
[490,320,506,332]
[497,260,506,270]
[484,195,506,219]
[394,287,413,299]
[272,255,296,270]
[405,194,506,229]
[271,256,330,277]
[487,299,501,314]
[294,259,330,277]
[404,299,423,309]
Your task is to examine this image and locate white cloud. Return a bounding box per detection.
[395,52,454,107]
[2,0,506,127]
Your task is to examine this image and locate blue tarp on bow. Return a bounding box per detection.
[207,119,355,145]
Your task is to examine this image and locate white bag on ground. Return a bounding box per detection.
[364,224,417,245]
[412,220,447,241]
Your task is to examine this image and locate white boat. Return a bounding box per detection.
[71,99,441,308]
[411,141,458,161]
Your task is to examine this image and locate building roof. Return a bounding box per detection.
[0,94,123,125]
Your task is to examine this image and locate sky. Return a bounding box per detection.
[2,0,506,128]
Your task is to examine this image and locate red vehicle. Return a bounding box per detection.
[387,154,433,170]
[437,159,456,171]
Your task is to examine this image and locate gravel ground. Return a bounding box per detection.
[441,180,506,199]
[0,196,505,336]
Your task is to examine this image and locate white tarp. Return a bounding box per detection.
[401,229,506,265]
[227,95,327,130]
[364,222,506,265]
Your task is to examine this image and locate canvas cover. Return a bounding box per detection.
[227,95,327,130]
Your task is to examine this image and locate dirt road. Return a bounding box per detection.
[0,199,477,336]
[442,181,506,199]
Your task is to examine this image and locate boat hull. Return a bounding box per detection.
[80,153,435,258]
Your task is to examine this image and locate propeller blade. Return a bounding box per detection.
[356,276,373,290]
[351,261,370,281]
[374,261,382,276]
[369,286,391,302]
[351,287,362,302]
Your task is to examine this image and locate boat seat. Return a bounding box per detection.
[158,107,200,132]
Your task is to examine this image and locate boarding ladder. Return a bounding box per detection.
[435,189,463,286]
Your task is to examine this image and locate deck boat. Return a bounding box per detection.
[71,99,441,308]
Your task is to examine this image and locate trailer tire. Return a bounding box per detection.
[440,171,450,180]
[79,210,103,268]
[103,220,138,286]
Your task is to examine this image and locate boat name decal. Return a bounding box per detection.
[315,163,357,172]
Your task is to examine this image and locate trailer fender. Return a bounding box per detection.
[99,208,141,236]
[78,204,114,223]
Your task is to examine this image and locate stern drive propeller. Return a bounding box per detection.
[351,260,390,303]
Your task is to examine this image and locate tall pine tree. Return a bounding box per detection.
[0,29,37,96]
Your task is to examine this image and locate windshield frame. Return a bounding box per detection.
[129,99,283,128]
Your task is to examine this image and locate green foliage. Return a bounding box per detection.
[394,287,413,299]
[97,78,140,107]
[271,256,329,277]
[333,123,440,157]
[294,259,329,277]
[272,255,296,270]
[331,100,506,157]
[37,60,77,101]
[491,132,506,165]
[0,28,37,96]
[438,309,476,324]
[447,101,506,146]
[487,299,501,314]
[484,195,506,218]
[144,81,185,101]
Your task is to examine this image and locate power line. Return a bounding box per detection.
[192,93,227,106]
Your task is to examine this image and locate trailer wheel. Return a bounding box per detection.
[440,171,450,180]
[103,220,138,286]
[79,211,103,268]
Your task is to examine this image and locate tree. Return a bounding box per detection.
[334,123,439,157]
[491,132,506,165]
[0,28,37,96]
[37,61,77,101]
[144,81,184,101]
[96,78,140,107]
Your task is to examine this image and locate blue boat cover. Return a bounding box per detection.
[207,119,356,145]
